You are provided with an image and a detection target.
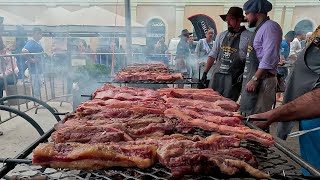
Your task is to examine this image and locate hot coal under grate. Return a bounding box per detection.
[5,128,310,180]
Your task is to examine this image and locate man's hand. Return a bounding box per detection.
[199,61,206,66]
[246,79,259,92]
[289,54,297,61]
[279,58,285,66]
[199,72,208,89]
[249,112,273,129]
[201,72,207,81]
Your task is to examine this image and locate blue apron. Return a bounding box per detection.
[299,118,320,175]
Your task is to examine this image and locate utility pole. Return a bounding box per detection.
[0,16,3,38]
[125,0,133,66]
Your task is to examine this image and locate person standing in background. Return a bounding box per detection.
[288,32,305,62]
[194,28,215,81]
[22,27,44,99]
[15,26,28,80]
[175,29,192,88]
[188,36,196,54]
[201,7,251,101]
[276,31,295,102]
[154,37,169,64]
[0,43,19,100]
[154,37,168,55]
[305,32,313,45]
[239,0,282,116]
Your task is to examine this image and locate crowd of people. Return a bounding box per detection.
[173,0,320,174]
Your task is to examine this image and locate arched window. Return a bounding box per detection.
[294,20,314,34]
[146,18,166,53]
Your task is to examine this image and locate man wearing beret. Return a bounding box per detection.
[202,7,252,101]
[239,0,283,116]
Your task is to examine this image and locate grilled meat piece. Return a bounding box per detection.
[33,143,157,170]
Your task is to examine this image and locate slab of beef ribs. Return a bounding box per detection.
[93,84,161,101]
[32,143,157,170]
[114,63,183,82]
[165,107,274,146]
[157,135,270,179]
[55,115,177,141]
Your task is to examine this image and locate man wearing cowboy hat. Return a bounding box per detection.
[175,29,192,87]
[249,26,320,175]
[239,0,282,116]
[202,7,252,101]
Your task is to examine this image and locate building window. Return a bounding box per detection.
[294,20,314,34]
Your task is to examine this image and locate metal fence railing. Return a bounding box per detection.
[0,52,72,124]
[0,50,201,124]
[0,51,178,124]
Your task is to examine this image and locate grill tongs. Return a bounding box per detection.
[242,117,268,122]
[288,126,320,138]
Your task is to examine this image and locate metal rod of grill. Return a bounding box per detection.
[0,127,55,178]
[0,158,31,164]
[244,121,320,176]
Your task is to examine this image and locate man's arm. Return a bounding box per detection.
[250,88,320,129]
[204,56,215,73]
[195,40,202,58]
[22,42,36,64]
[289,40,299,61]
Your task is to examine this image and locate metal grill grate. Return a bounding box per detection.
[111,79,199,85]
[5,129,309,180]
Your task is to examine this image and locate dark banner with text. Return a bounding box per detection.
[188,14,217,40]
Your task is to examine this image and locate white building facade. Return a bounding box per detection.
[0,0,318,40]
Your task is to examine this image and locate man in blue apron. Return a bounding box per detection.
[239,0,282,116]
[249,26,320,175]
[201,7,251,101]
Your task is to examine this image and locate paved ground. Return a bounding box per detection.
[0,102,73,158]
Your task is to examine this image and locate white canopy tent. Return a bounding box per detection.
[34,7,73,26]
[70,6,143,27]
[34,6,143,27]
[0,9,32,25]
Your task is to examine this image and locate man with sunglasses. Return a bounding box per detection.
[201,7,251,101]
[250,26,320,175]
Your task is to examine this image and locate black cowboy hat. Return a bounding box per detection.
[220,7,247,22]
[178,29,193,37]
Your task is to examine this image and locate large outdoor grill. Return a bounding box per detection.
[0,95,320,180]
[1,125,319,180]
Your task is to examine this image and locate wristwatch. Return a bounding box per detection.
[251,75,259,81]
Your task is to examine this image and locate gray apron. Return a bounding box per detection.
[283,46,320,103]
[209,28,246,101]
[239,18,269,115]
[277,44,320,140]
